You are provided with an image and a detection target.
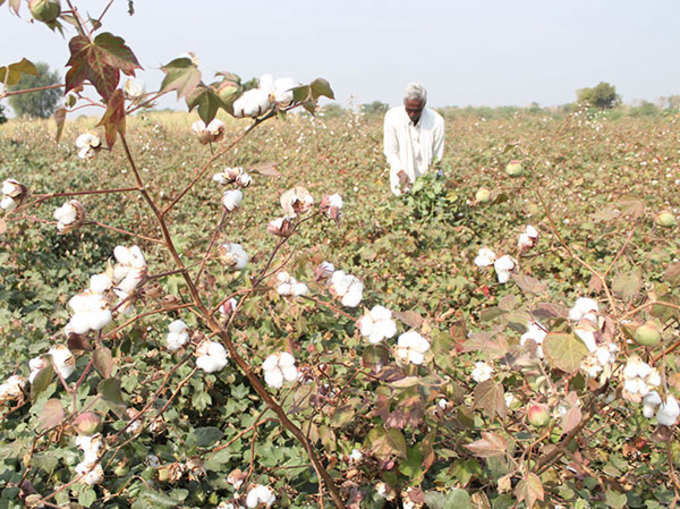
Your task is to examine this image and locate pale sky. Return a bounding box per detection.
[2,0,680,112]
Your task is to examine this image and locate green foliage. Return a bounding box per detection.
[7,61,61,118]
[576,81,621,109]
[361,100,389,116]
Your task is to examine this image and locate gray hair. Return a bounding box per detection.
[404,82,427,105]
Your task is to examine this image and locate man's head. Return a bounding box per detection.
[403,82,427,125]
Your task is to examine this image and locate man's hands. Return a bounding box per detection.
[397,170,411,192]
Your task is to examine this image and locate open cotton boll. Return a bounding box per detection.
[493,255,516,283]
[330,270,364,307]
[273,77,299,104]
[236,172,252,188]
[574,325,597,352]
[28,356,48,383]
[0,375,27,403]
[262,352,298,388]
[2,179,24,197]
[166,320,189,351]
[89,273,112,294]
[233,89,271,118]
[358,305,397,344]
[48,345,76,380]
[474,248,496,267]
[520,321,547,357]
[246,484,276,508]
[642,391,662,418]
[207,119,225,136]
[569,297,598,323]
[218,243,249,270]
[196,340,228,373]
[75,461,104,486]
[219,298,238,316]
[314,261,335,281]
[280,186,314,217]
[222,189,243,211]
[471,361,494,383]
[657,396,680,426]
[0,196,16,211]
[124,78,145,99]
[54,201,77,224]
[395,331,430,365]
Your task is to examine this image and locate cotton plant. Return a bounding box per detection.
[471,361,494,383]
[569,297,600,351]
[329,270,363,307]
[1,178,27,211]
[474,247,496,267]
[520,321,548,358]
[74,434,104,486]
[75,132,102,160]
[320,193,343,220]
[222,189,243,211]
[621,355,661,402]
[644,394,680,426]
[48,344,76,380]
[267,216,294,237]
[213,167,251,188]
[218,243,249,270]
[314,261,335,281]
[53,199,85,233]
[395,330,430,365]
[28,356,48,383]
[219,298,238,316]
[262,352,298,388]
[493,255,516,283]
[358,305,397,344]
[191,118,225,144]
[276,272,308,297]
[245,484,276,508]
[0,375,27,404]
[196,340,229,373]
[166,319,190,351]
[580,342,618,379]
[280,186,314,217]
[123,77,145,100]
[517,224,539,250]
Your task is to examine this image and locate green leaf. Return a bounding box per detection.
[160,57,201,100]
[31,365,55,402]
[605,489,627,509]
[424,489,472,509]
[136,490,180,508]
[193,426,223,448]
[98,377,126,415]
[93,345,113,379]
[543,332,589,373]
[185,84,223,124]
[480,307,506,321]
[512,273,547,295]
[78,487,97,507]
[32,452,59,474]
[0,58,39,86]
[612,269,642,300]
[204,449,231,471]
[39,398,64,431]
[310,78,334,100]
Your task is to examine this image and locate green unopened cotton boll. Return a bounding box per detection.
[475,187,491,202]
[656,211,676,227]
[217,78,241,106]
[634,321,661,347]
[29,0,61,23]
[73,412,102,436]
[505,160,522,177]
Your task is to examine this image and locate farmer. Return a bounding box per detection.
[383,82,445,196]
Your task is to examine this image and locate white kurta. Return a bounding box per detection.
[383,105,445,195]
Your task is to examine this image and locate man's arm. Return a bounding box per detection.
[383,111,402,173]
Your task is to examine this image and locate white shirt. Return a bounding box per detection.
[383,105,445,195]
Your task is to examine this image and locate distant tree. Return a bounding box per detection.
[0,104,7,124]
[360,101,389,115]
[319,103,346,118]
[8,62,61,118]
[576,82,621,109]
[657,95,680,110]
[630,100,659,117]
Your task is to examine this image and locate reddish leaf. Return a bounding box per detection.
[39,399,64,431]
[561,405,582,434]
[474,380,507,421]
[93,346,113,379]
[464,432,507,458]
[394,310,423,329]
[512,273,547,295]
[66,33,141,101]
[514,473,544,509]
[96,89,126,148]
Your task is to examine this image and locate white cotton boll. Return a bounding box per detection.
[644,391,662,408]
[166,331,189,352]
[124,78,145,99]
[207,119,225,135]
[595,346,612,366]
[53,201,78,224]
[574,328,597,352]
[236,172,252,188]
[474,248,496,267]
[520,322,547,355]
[0,375,26,400]
[168,320,188,334]
[89,273,112,294]
[191,120,207,135]
[657,396,680,426]
[359,305,397,344]
[569,297,598,322]
[282,365,298,382]
[273,77,298,104]
[67,314,92,335]
[75,133,100,150]
[525,225,538,238]
[262,354,278,372]
[213,173,228,185]
[341,284,363,307]
[278,352,295,367]
[1,196,17,211]
[2,179,22,196]
[207,342,227,359]
[471,361,493,383]
[222,189,243,211]
[197,354,228,373]
[518,233,533,249]
[292,282,308,296]
[78,146,94,159]
[233,89,271,118]
[114,245,131,265]
[647,369,661,387]
[246,484,276,508]
[396,331,430,365]
[76,462,104,486]
[28,357,47,383]
[264,368,284,388]
[49,345,75,380]
[88,309,112,331]
[219,243,249,270]
[219,298,238,316]
[128,246,146,269]
[328,193,343,209]
[643,403,657,418]
[331,271,351,295]
[494,255,515,273]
